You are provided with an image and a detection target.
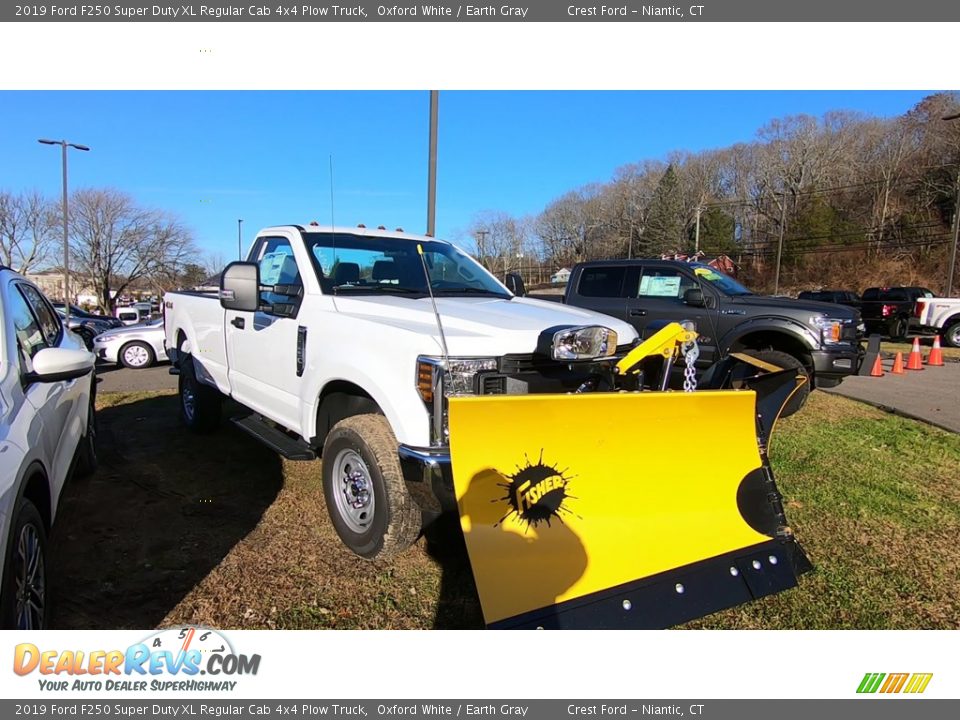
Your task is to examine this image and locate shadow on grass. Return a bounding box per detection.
[47,394,283,629]
[423,516,484,630]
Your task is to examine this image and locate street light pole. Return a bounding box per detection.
[426,91,439,237]
[38,139,89,311]
[238,219,244,261]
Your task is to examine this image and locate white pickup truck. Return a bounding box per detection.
[913,295,960,347]
[164,225,637,560]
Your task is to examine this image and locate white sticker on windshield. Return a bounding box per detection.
[639,275,682,297]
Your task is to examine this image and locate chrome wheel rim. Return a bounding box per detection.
[331,449,375,534]
[14,523,45,630]
[948,326,960,347]
[124,345,150,367]
[182,381,196,422]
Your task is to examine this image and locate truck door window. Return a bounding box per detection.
[254,237,302,315]
[634,268,697,301]
[577,267,626,297]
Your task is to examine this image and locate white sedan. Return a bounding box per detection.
[93,319,168,369]
[0,268,97,629]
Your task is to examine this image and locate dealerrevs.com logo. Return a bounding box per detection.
[857,672,933,694]
[13,627,260,692]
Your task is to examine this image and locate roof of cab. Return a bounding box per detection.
[258,225,451,245]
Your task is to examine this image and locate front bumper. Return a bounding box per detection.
[92,343,118,363]
[811,345,862,387]
[398,445,455,519]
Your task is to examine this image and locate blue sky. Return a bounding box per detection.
[0,90,937,263]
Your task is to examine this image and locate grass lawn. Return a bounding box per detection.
[50,389,960,630]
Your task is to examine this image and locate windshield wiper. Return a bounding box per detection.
[433,287,507,296]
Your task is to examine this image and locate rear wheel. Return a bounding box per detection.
[888,317,908,341]
[944,321,960,349]
[321,414,421,560]
[0,498,47,629]
[178,353,222,433]
[742,349,811,418]
[119,341,155,369]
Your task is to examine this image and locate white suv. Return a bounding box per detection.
[0,268,97,629]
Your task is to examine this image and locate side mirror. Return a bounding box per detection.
[27,347,95,383]
[683,288,706,308]
[220,262,260,312]
[505,272,526,297]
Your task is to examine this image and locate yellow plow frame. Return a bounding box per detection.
[448,324,810,629]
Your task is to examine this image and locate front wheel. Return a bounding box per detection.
[943,321,960,349]
[73,393,98,477]
[0,498,48,629]
[742,349,811,418]
[178,353,222,433]
[321,414,422,560]
[119,341,155,369]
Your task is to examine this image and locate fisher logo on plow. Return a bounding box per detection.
[496,451,578,530]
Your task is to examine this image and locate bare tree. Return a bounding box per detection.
[467,210,528,279]
[67,189,196,311]
[0,190,56,273]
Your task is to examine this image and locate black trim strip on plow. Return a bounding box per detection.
[488,538,809,630]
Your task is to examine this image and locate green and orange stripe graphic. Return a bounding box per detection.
[857,672,933,694]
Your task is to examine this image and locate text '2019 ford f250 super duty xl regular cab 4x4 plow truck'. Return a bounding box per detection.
[164,225,812,629]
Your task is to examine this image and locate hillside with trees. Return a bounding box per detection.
[466,92,960,295]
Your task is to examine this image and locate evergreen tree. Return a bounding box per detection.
[642,164,685,255]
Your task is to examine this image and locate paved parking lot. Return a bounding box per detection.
[96,362,177,393]
[825,359,960,434]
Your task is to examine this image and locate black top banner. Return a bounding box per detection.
[6,0,960,22]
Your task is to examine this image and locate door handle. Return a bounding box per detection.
[231,317,245,329]
[629,309,647,317]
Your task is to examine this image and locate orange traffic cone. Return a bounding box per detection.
[906,337,924,370]
[869,354,884,377]
[891,352,906,374]
[928,336,944,367]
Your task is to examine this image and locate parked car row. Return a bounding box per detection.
[796,286,938,340]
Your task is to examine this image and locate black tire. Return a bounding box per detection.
[743,349,811,418]
[943,321,960,349]
[0,498,48,629]
[73,393,98,477]
[119,341,155,369]
[178,353,222,433]
[321,414,422,560]
[888,317,908,341]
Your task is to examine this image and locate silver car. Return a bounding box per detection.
[92,318,168,369]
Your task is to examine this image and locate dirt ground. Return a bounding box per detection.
[47,391,483,630]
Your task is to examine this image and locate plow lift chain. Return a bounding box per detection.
[682,336,699,392]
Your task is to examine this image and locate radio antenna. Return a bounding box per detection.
[417,243,450,367]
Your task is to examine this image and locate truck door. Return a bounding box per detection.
[225,235,306,433]
[624,265,719,365]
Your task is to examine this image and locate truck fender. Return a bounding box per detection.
[720,318,819,355]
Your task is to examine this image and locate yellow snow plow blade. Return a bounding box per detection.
[449,388,808,629]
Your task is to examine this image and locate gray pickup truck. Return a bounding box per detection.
[521,259,864,416]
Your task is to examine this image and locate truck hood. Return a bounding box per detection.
[730,294,860,320]
[333,295,638,356]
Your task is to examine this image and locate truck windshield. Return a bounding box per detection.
[304,233,511,299]
[689,263,753,296]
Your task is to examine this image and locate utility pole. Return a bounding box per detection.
[237,218,243,261]
[694,206,702,253]
[426,91,439,237]
[943,113,960,296]
[773,194,787,296]
[38,139,89,309]
[475,229,489,266]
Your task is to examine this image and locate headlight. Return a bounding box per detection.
[811,316,844,344]
[551,326,618,361]
[416,356,498,402]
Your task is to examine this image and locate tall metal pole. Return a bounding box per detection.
[238,219,244,260]
[39,139,89,309]
[60,143,70,307]
[948,174,959,296]
[694,206,702,253]
[773,195,787,295]
[427,91,439,237]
